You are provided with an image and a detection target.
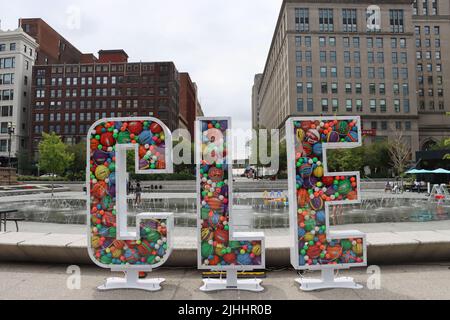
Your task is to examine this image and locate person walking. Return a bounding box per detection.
[135,182,142,205]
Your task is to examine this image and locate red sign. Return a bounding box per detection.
[363,129,377,136]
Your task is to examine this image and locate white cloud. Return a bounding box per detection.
[2,0,282,158]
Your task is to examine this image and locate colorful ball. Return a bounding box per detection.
[327,131,340,143]
[95,165,110,181]
[306,129,320,145]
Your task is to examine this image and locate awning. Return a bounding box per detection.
[406,168,450,174]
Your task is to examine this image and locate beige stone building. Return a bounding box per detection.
[413,0,450,150]
[256,0,450,156]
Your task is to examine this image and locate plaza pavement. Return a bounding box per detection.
[0,262,449,300]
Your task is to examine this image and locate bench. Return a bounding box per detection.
[0,210,24,232]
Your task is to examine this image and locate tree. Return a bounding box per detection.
[68,141,87,180]
[38,132,74,195]
[388,130,411,177]
[444,139,450,160]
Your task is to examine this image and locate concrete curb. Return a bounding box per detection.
[1,231,450,267]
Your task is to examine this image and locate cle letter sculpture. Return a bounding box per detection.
[196,117,265,292]
[87,117,174,291]
[286,116,367,291]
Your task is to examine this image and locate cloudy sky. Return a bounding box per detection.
[2,0,282,158]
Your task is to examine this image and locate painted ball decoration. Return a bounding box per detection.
[95,165,110,181]
[128,121,143,135]
[312,143,323,156]
[93,150,110,165]
[100,132,116,147]
[117,131,131,144]
[327,131,340,143]
[313,165,324,178]
[299,163,313,178]
[237,253,252,265]
[301,142,313,156]
[139,130,153,145]
[306,129,320,145]
[223,253,236,264]
[201,228,214,242]
[208,167,224,183]
[338,179,352,196]
[309,196,324,211]
[201,242,214,259]
[346,130,358,142]
[214,228,229,244]
[337,121,350,136]
[150,123,163,134]
[91,181,107,199]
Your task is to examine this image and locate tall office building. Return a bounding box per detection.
[255,0,449,157]
[30,50,181,157]
[252,73,263,129]
[0,27,38,164]
[412,0,450,150]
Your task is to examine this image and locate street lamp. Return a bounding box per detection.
[7,122,15,185]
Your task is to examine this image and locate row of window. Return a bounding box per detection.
[419,100,445,110]
[296,98,410,114]
[413,0,439,16]
[295,8,405,33]
[36,86,169,98]
[0,58,15,69]
[0,73,14,85]
[0,89,14,101]
[34,98,170,110]
[48,63,170,75]
[416,51,441,60]
[415,25,440,36]
[0,105,13,117]
[37,75,171,87]
[295,36,408,49]
[297,50,409,65]
[295,66,409,80]
[297,82,411,96]
[0,43,33,56]
[415,38,440,48]
[368,121,412,131]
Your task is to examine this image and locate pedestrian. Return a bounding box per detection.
[135,182,142,205]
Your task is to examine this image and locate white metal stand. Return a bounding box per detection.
[98,270,165,292]
[295,269,363,291]
[200,270,264,292]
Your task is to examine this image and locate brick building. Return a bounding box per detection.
[30,50,181,157]
[179,72,198,136]
[19,18,83,65]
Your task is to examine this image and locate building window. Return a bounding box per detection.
[307,98,314,112]
[319,9,334,32]
[331,83,338,94]
[345,83,352,94]
[321,82,328,94]
[296,82,303,94]
[321,99,329,112]
[380,99,386,113]
[305,51,312,62]
[346,99,352,112]
[342,9,357,32]
[390,10,404,33]
[332,99,339,112]
[0,57,15,69]
[297,98,304,112]
[370,99,376,113]
[295,8,310,32]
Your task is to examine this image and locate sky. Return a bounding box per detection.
[1,0,282,159]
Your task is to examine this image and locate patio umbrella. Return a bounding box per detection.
[431,168,450,174]
[406,169,431,174]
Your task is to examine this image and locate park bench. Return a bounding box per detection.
[0,209,24,232]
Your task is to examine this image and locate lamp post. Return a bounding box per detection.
[7,122,15,185]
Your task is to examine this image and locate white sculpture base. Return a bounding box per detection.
[200,270,264,292]
[98,270,165,292]
[296,269,363,291]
